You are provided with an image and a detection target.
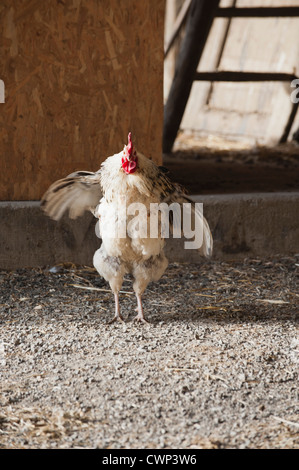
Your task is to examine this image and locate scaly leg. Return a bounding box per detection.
[133,293,149,323]
[109,292,124,323]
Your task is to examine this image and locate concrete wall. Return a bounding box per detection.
[1,193,299,269]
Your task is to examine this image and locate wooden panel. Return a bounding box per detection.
[164,0,299,146]
[0,0,165,200]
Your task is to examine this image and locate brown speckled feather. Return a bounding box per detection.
[41,171,102,221]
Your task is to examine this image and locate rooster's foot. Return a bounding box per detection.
[108,314,125,324]
[133,314,149,324]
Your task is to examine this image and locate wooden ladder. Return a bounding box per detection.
[163,0,299,153]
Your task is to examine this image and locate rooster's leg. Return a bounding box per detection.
[133,294,148,323]
[109,292,124,323]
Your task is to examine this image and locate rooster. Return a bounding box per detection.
[41,133,213,323]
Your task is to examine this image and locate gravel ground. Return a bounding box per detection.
[0,257,298,449]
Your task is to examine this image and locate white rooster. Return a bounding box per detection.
[41,133,213,323]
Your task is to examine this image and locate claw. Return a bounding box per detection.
[108,292,124,324]
[133,314,149,324]
[108,314,125,324]
[133,293,149,323]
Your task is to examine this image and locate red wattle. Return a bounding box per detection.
[122,157,138,174]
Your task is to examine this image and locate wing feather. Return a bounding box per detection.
[155,167,213,257]
[41,171,102,221]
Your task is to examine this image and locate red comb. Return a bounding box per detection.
[122,132,138,174]
[126,132,133,156]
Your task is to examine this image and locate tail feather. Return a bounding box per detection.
[200,209,213,257]
[183,195,213,257]
[164,192,213,257]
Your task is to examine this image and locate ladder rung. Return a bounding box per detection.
[194,71,298,82]
[217,7,299,18]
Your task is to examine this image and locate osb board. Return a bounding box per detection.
[0,0,165,200]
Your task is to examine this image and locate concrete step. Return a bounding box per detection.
[1,192,299,269]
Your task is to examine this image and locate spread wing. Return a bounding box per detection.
[152,167,213,257]
[41,171,102,221]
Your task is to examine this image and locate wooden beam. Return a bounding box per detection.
[217,7,299,18]
[280,101,299,143]
[205,0,237,106]
[163,0,221,153]
[293,127,299,143]
[195,71,298,82]
[164,0,192,58]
